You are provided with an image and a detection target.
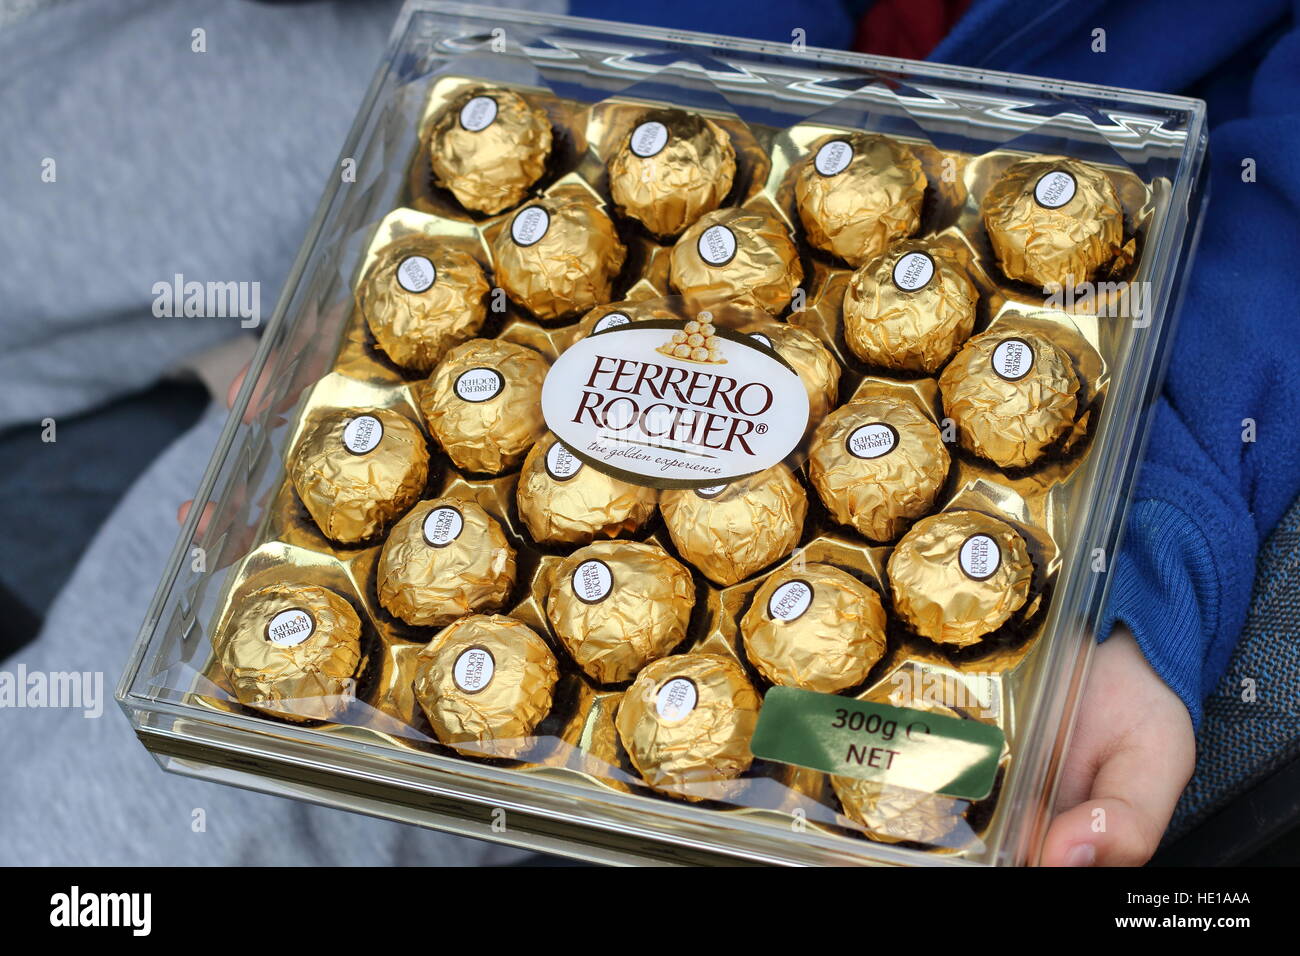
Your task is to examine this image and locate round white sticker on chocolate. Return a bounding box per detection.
[455,367,503,402]
[959,533,1002,581]
[422,506,464,548]
[342,415,384,455]
[265,608,315,647]
[453,646,495,693]
[990,337,1034,381]
[892,251,935,292]
[846,422,899,460]
[572,559,613,604]
[1034,170,1077,209]
[655,677,698,723]
[697,224,738,266]
[396,254,436,294]
[814,139,853,177]
[545,441,583,480]
[511,206,550,247]
[767,579,813,622]
[459,95,498,132]
[591,312,632,334]
[630,120,669,158]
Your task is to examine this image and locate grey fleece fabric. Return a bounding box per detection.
[2,404,532,865]
[0,0,404,430]
[0,0,568,864]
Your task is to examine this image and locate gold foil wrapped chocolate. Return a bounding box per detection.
[615,652,760,800]
[808,397,949,542]
[842,241,978,374]
[832,776,967,846]
[741,564,887,693]
[608,108,737,237]
[516,433,657,545]
[413,614,558,757]
[427,87,553,215]
[491,195,627,320]
[377,497,517,627]
[217,583,362,722]
[794,133,927,267]
[419,338,549,474]
[939,327,1080,468]
[888,510,1032,647]
[981,155,1124,288]
[740,320,840,426]
[289,408,430,544]
[546,540,693,684]
[565,298,680,348]
[660,464,808,586]
[357,238,490,373]
[670,207,803,315]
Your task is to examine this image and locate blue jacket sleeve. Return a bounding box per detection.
[932,0,1300,725]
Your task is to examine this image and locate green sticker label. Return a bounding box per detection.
[750,687,1005,801]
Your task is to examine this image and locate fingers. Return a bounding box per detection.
[176,499,216,536]
[1041,628,1195,866]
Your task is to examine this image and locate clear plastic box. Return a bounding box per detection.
[117,0,1209,865]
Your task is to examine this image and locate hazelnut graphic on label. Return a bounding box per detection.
[657,318,725,364]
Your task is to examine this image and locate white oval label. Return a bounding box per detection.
[545,441,583,480]
[453,646,495,693]
[455,367,503,402]
[572,559,613,603]
[511,206,550,247]
[991,337,1034,381]
[459,95,498,132]
[814,139,853,177]
[591,312,632,334]
[846,422,898,460]
[694,484,727,499]
[697,224,737,266]
[540,323,809,488]
[959,533,1002,581]
[767,579,813,622]
[892,251,935,292]
[748,332,773,350]
[422,506,464,547]
[655,677,698,723]
[342,415,383,455]
[1034,170,1077,209]
[266,608,315,647]
[396,254,436,294]
[630,120,668,158]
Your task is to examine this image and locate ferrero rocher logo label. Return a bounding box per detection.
[846,422,898,460]
[959,533,1002,581]
[991,337,1034,381]
[1034,169,1077,209]
[455,367,504,402]
[265,608,314,647]
[767,580,813,622]
[814,139,853,177]
[459,95,498,132]
[422,506,464,548]
[342,414,383,455]
[539,318,809,488]
[655,677,698,723]
[453,646,495,693]
[396,255,436,294]
[630,120,668,158]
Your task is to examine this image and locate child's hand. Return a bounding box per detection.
[1040,626,1195,865]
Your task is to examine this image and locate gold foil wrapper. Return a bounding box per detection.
[563,298,681,350]
[670,207,803,315]
[216,583,362,722]
[660,464,808,586]
[413,614,558,758]
[615,652,760,800]
[939,327,1080,469]
[427,87,553,215]
[419,338,549,474]
[357,238,490,373]
[888,510,1032,647]
[516,432,657,545]
[491,195,628,320]
[377,497,517,627]
[739,319,840,427]
[289,408,430,545]
[794,133,927,267]
[741,563,886,693]
[546,540,694,684]
[808,396,949,542]
[981,155,1124,288]
[608,108,737,237]
[831,775,967,846]
[842,240,978,374]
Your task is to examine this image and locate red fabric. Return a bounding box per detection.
[853,0,972,60]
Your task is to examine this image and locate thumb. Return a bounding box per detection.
[1041,722,1193,866]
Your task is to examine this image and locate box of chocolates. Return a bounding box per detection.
[117,1,1209,865]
